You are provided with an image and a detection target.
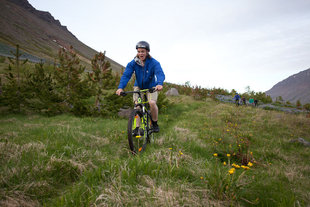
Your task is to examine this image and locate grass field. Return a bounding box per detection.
[0,96,309,206]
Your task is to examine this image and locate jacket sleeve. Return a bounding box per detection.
[154,61,165,86]
[118,61,134,89]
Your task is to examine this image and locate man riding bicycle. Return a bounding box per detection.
[116,41,165,133]
[233,92,240,106]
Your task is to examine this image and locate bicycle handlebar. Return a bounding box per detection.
[120,88,156,97]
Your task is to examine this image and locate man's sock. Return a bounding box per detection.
[152,121,158,126]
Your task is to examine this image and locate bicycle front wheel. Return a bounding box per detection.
[128,109,145,154]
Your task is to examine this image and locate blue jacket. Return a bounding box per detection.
[118,56,165,89]
[234,94,240,100]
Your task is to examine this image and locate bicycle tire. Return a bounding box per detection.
[128,109,145,154]
[146,113,154,143]
[235,100,239,107]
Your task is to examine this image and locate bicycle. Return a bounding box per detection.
[235,99,240,107]
[120,88,156,154]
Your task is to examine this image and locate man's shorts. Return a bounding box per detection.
[133,87,158,103]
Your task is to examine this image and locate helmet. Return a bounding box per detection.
[136,41,150,52]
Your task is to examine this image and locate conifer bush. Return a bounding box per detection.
[2,45,28,113]
[53,47,93,115]
[25,61,63,115]
[0,56,5,63]
[89,51,115,112]
[303,103,310,111]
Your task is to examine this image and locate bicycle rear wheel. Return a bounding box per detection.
[128,109,146,154]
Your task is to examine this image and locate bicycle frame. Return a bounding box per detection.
[120,88,155,153]
[136,90,156,138]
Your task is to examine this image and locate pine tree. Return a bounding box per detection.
[54,46,92,115]
[296,100,302,109]
[3,45,28,112]
[26,61,61,115]
[231,89,237,96]
[89,51,113,111]
[276,96,283,104]
[303,103,310,111]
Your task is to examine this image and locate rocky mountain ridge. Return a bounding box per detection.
[0,0,123,71]
[8,0,73,36]
[266,68,310,104]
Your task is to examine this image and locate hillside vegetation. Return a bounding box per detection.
[1,95,309,206]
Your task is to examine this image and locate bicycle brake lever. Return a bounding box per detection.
[120,92,127,96]
[149,88,156,93]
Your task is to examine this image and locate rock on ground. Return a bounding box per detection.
[165,88,179,96]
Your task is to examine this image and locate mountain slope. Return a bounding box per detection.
[0,0,123,71]
[266,68,310,104]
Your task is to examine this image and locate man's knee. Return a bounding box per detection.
[149,100,157,108]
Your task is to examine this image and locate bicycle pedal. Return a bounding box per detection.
[139,128,144,136]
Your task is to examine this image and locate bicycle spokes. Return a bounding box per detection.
[128,109,146,154]
[124,89,157,155]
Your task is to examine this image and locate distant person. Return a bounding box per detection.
[249,97,254,106]
[233,93,240,106]
[116,41,165,133]
[242,97,246,106]
[254,99,258,107]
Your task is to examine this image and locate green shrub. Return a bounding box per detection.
[303,103,310,111]
[53,47,93,115]
[0,56,5,63]
[98,91,132,116]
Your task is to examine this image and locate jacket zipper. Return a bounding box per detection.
[142,64,145,89]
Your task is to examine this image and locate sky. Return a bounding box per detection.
[28,0,310,93]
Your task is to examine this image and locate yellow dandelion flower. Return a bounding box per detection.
[232,163,240,168]
[223,161,227,166]
[247,162,253,167]
[200,177,204,180]
[226,129,230,132]
[241,165,250,170]
[213,153,218,157]
[227,154,231,157]
[169,148,172,150]
[179,151,183,155]
[228,168,235,175]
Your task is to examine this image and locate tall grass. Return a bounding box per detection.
[0,96,309,206]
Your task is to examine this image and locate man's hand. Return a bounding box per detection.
[155,85,163,91]
[116,88,124,96]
